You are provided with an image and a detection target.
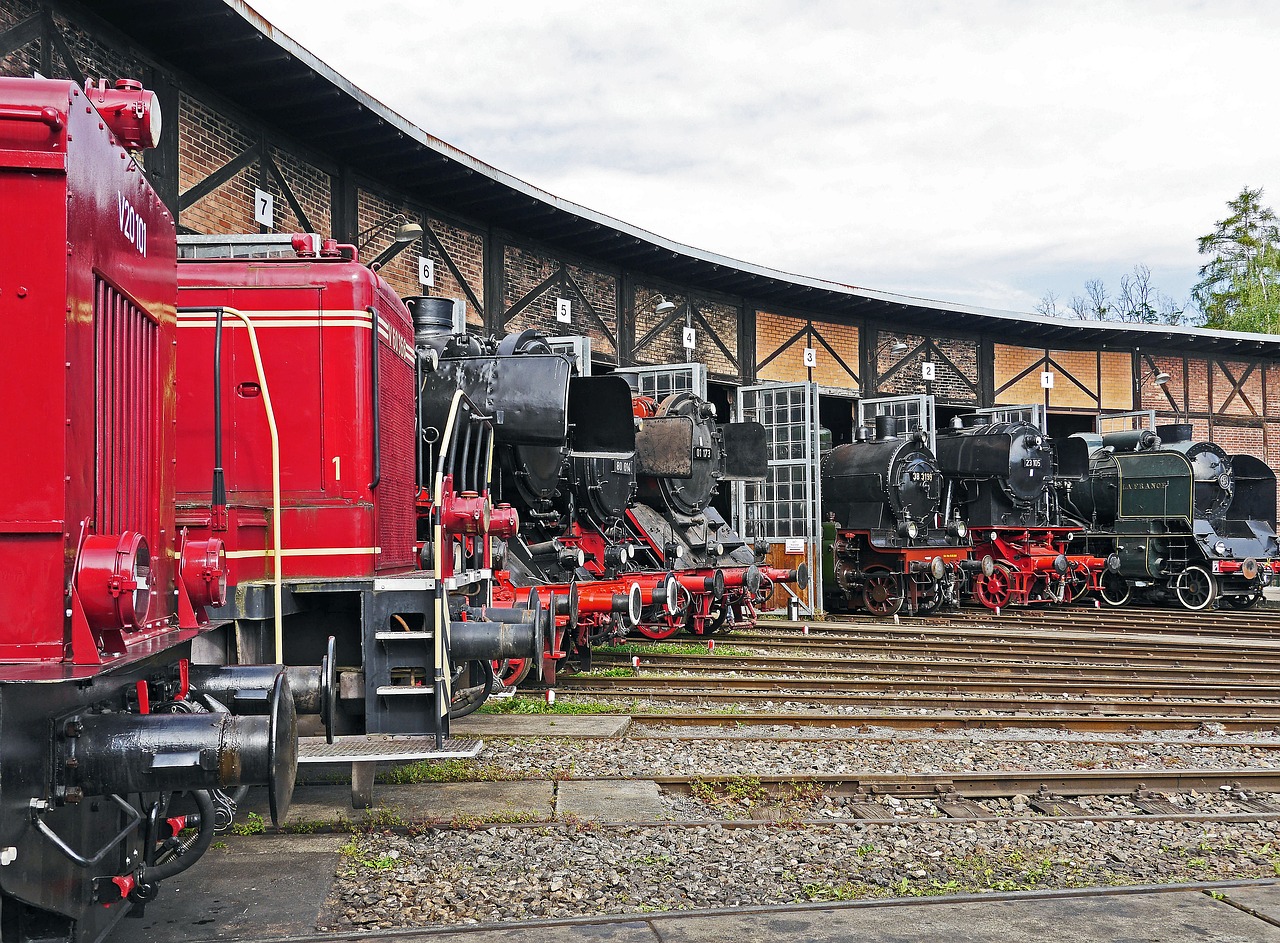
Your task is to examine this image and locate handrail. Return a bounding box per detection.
[178,305,283,660]
[368,306,381,490]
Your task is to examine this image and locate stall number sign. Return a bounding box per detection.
[682,326,697,350]
[1040,371,1055,389]
[418,257,434,287]
[556,298,572,323]
[784,537,806,554]
[803,347,817,367]
[253,188,274,228]
[921,361,936,381]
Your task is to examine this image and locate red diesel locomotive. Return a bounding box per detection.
[173,238,545,804]
[0,77,303,942]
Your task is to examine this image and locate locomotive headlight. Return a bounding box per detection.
[947,520,967,540]
[1214,540,1227,556]
[930,556,946,580]
[88,78,163,150]
[181,537,228,609]
[898,520,919,540]
[77,532,152,630]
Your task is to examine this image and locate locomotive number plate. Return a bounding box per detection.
[1023,459,1042,467]
[693,446,714,460]
[909,472,936,483]
[613,460,634,474]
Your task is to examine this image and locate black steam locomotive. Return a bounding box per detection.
[821,416,974,616]
[935,417,1116,608]
[1058,424,1278,609]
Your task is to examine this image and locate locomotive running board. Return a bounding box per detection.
[297,735,482,764]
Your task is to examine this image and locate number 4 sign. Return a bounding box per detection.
[682,326,696,350]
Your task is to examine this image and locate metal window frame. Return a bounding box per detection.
[1096,409,1157,434]
[546,335,592,376]
[857,393,937,451]
[735,379,822,615]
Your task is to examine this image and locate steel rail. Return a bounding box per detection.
[555,682,1280,715]
[626,711,1280,732]
[592,651,1280,684]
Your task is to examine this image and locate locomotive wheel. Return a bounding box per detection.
[1063,565,1091,605]
[634,620,681,640]
[1099,571,1130,607]
[1174,566,1217,611]
[914,576,943,614]
[976,565,1013,610]
[495,657,533,687]
[861,569,904,617]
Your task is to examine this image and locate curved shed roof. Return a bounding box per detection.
[96,0,1280,358]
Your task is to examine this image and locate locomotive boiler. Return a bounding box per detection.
[935,417,1116,608]
[0,77,306,941]
[821,416,973,615]
[409,298,643,681]
[622,381,805,639]
[1058,424,1278,609]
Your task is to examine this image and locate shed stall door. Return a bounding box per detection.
[858,394,936,451]
[627,362,708,400]
[736,381,821,614]
[228,291,324,497]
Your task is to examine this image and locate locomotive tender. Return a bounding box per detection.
[1059,424,1278,609]
[0,77,308,942]
[822,416,974,616]
[935,417,1117,609]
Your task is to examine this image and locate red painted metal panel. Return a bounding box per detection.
[175,256,418,585]
[0,77,177,662]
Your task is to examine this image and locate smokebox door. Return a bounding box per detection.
[721,421,769,480]
[490,354,571,445]
[636,417,695,478]
[569,376,636,457]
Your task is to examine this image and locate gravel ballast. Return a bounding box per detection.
[322,818,1280,930]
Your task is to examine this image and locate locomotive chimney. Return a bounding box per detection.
[404,296,457,346]
[613,370,641,393]
[875,415,899,441]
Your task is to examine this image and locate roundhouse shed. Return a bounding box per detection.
[4,0,1278,608]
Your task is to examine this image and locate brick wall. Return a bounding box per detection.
[633,287,740,378]
[2,1,40,76]
[503,244,618,358]
[427,217,485,327]
[755,311,859,388]
[880,334,978,404]
[178,91,259,234]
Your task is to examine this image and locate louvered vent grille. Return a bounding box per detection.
[95,277,160,537]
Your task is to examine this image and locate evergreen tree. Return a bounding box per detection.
[1193,186,1280,333]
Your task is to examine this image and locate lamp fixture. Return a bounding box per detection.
[876,338,909,356]
[357,213,425,271]
[653,294,678,315]
[1138,368,1171,388]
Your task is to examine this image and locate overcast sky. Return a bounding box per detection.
[248,0,1279,316]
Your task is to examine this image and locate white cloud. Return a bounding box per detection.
[248,0,1280,313]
